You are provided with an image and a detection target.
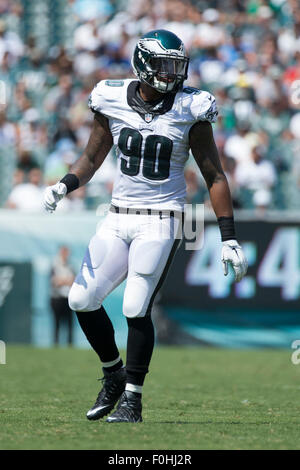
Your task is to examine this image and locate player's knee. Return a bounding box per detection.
[68,284,95,312]
[123,297,145,318]
[68,288,88,312]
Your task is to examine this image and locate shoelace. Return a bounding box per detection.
[116,392,128,409]
[94,376,121,404]
[117,393,140,410]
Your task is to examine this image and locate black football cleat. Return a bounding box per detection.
[106,390,143,423]
[86,366,126,420]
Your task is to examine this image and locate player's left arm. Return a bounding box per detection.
[189,121,234,217]
[189,121,248,282]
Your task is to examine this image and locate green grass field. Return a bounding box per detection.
[0,345,300,450]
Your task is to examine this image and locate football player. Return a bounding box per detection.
[44,30,248,423]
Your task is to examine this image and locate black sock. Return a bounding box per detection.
[76,306,121,365]
[126,316,155,386]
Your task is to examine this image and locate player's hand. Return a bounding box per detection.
[222,239,248,282]
[44,182,67,213]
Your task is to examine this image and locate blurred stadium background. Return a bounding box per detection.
[1,0,300,350]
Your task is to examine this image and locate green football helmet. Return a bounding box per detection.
[132,29,189,94]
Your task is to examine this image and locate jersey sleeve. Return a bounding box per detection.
[190,90,218,123]
[88,79,126,119]
[88,80,106,114]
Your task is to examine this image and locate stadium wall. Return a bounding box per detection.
[159,212,300,348]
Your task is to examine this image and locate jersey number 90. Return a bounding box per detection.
[118,127,173,180]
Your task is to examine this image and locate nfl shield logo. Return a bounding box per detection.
[144,113,153,123]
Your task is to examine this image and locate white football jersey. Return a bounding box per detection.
[89,79,218,211]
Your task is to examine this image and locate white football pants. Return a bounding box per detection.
[68,208,182,317]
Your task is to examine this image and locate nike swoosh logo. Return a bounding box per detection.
[87,405,109,415]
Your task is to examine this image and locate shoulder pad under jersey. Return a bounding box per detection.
[182,86,218,123]
[88,79,127,115]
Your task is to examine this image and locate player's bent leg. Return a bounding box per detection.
[69,229,129,312]
[70,230,129,420]
[70,232,129,367]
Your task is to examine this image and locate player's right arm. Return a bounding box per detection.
[44,112,113,213]
[69,112,113,186]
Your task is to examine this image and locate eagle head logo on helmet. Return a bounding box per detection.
[131,29,189,94]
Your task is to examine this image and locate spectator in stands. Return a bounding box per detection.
[45,74,74,118]
[6,166,45,211]
[50,246,75,346]
[0,110,17,147]
[235,145,277,210]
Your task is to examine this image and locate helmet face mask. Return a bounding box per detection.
[132,30,189,94]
